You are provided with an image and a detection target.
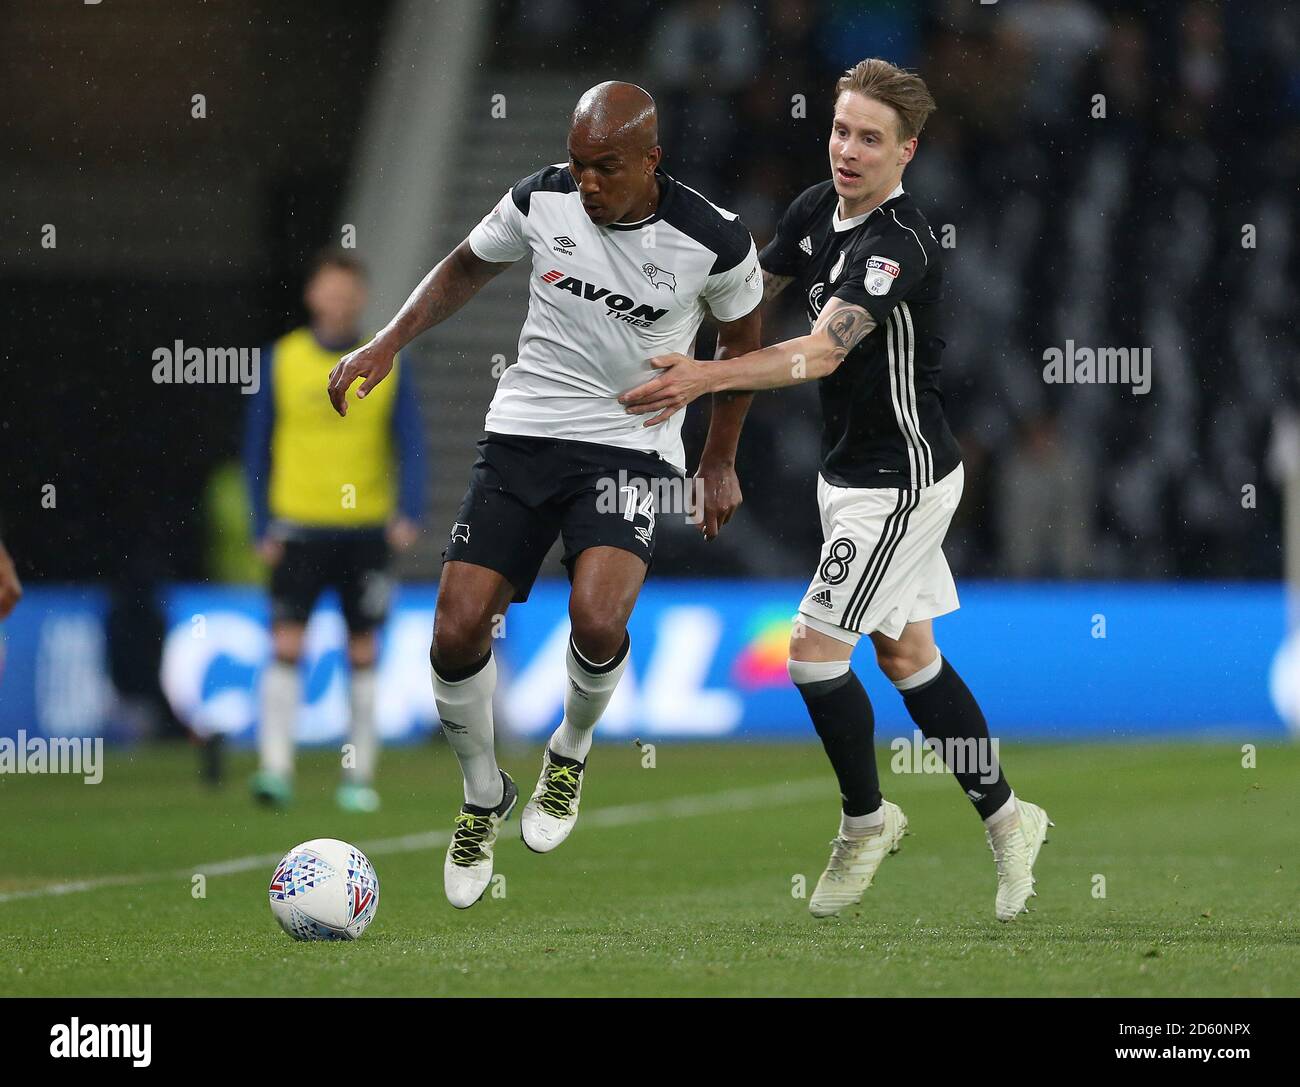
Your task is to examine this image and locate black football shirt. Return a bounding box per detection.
[759,181,961,490]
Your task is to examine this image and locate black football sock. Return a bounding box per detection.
[898,655,1012,820]
[790,662,881,817]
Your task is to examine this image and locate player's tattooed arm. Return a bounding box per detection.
[811,298,877,368]
[328,239,512,416]
[392,240,511,339]
[761,269,794,303]
[623,297,875,423]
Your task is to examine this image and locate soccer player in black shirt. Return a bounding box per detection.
[622,59,1051,922]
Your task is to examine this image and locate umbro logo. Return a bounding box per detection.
[811,589,833,610]
[552,235,576,255]
[441,719,468,734]
[568,677,590,701]
[798,236,813,255]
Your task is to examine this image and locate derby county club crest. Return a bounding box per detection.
[642,263,677,292]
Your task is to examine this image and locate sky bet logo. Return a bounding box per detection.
[540,270,668,327]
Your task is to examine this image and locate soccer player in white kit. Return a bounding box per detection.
[621,60,1051,922]
[328,82,763,908]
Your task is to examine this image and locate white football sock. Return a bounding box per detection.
[549,635,630,762]
[259,660,299,778]
[433,654,502,808]
[786,657,852,686]
[891,649,943,691]
[345,665,378,786]
[983,791,1019,828]
[840,808,884,840]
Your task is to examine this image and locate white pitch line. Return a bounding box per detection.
[0,777,829,904]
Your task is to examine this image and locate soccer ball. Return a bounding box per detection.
[268,838,379,941]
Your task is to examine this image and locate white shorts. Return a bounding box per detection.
[797,464,964,644]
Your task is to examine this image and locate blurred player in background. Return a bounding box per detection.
[328,82,763,908]
[622,60,1051,922]
[244,250,425,812]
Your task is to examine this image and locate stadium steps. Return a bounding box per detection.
[407,72,581,574]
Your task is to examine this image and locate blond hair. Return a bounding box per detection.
[835,59,936,142]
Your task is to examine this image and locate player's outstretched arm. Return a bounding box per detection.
[807,296,877,367]
[621,297,876,426]
[328,239,513,416]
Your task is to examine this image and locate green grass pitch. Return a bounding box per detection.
[1,739,1296,997]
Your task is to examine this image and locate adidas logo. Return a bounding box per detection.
[798,236,813,255]
[811,589,833,610]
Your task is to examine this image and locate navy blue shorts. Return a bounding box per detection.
[443,433,683,602]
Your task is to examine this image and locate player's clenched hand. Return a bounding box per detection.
[620,353,713,427]
[256,537,284,566]
[694,459,742,542]
[386,517,419,551]
[0,541,22,620]
[328,337,396,417]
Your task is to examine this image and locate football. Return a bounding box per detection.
[267,838,379,941]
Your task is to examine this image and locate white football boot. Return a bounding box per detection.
[443,770,518,909]
[521,748,585,854]
[986,798,1052,922]
[808,800,908,918]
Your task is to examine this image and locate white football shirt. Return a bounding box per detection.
[467,164,761,472]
